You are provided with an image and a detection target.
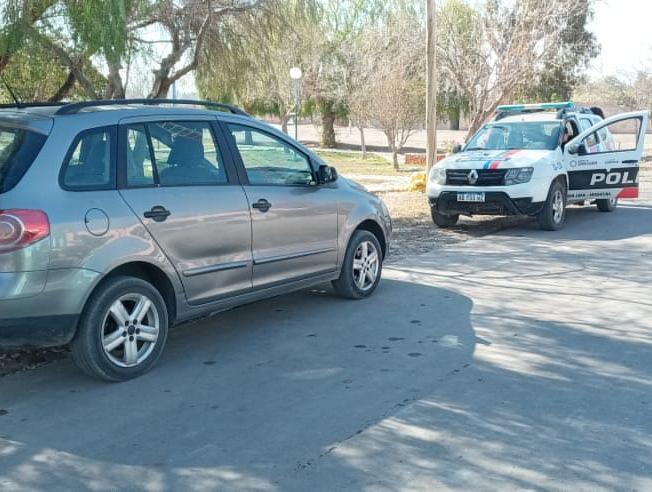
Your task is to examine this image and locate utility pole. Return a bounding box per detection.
[426,0,437,172]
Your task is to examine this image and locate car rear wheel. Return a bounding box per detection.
[332,230,383,300]
[431,208,459,228]
[537,180,566,231]
[71,276,169,382]
[596,197,618,212]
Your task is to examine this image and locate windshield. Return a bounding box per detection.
[0,125,47,193]
[466,121,562,151]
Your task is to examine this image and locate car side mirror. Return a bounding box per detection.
[317,165,338,184]
[451,144,462,154]
[567,142,587,156]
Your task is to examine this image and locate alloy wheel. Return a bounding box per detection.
[552,189,565,224]
[101,293,160,368]
[352,240,380,291]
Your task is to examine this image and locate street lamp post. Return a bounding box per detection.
[290,67,303,141]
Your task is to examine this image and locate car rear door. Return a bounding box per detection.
[220,121,338,288]
[117,116,253,305]
[564,111,649,201]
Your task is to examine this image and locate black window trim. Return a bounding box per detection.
[117,119,236,189]
[59,125,118,192]
[221,121,318,187]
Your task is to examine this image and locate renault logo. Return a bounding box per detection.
[467,169,479,185]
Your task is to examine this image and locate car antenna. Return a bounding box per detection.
[0,73,22,107]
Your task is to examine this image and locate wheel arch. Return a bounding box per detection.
[353,219,387,259]
[83,261,178,326]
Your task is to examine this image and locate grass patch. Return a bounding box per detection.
[315,150,398,175]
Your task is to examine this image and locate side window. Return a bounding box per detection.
[123,121,227,187]
[227,124,313,186]
[583,117,641,154]
[61,127,114,189]
[126,125,156,187]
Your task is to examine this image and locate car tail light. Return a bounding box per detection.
[0,209,50,253]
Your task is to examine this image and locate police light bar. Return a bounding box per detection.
[496,102,574,112]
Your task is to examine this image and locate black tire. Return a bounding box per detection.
[71,276,169,382]
[537,180,567,231]
[431,208,459,228]
[332,230,383,300]
[596,197,618,212]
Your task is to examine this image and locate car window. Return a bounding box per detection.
[61,127,114,189]
[0,125,47,193]
[579,118,593,132]
[467,121,562,151]
[582,117,640,154]
[227,124,313,186]
[124,121,227,187]
[126,125,156,187]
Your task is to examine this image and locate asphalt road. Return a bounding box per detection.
[1,201,652,491]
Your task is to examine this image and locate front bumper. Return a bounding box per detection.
[431,191,545,216]
[0,268,100,348]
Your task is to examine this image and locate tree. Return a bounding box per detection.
[196,0,319,133]
[438,0,597,140]
[302,0,389,148]
[360,10,425,170]
[518,1,599,102]
[1,0,266,102]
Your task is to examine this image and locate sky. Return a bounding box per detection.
[588,0,652,76]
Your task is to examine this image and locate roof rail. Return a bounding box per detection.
[0,101,67,110]
[54,98,250,116]
[495,101,574,121]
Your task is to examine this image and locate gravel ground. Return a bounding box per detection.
[2,166,650,378]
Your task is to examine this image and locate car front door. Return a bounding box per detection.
[222,122,338,288]
[564,111,649,201]
[117,117,253,305]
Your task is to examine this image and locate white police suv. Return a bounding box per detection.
[427,102,649,230]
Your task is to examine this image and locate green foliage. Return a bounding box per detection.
[514,2,600,102]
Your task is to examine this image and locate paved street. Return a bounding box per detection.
[1,201,652,491]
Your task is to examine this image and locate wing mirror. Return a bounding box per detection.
[317,164,338,184]
[451,144,463,154]
[567,142,588,156]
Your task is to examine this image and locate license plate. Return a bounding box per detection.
[457,192,485,202]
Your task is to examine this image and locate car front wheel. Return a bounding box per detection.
[431,208,459,228]
[537,180,567,230]
[71,276,169,382]
[332,230,383,300]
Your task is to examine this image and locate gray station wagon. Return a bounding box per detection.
[0,99,391,381]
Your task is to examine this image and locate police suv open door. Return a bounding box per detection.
[564,110,649,201]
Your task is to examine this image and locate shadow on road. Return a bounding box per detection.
[0,279,474,490]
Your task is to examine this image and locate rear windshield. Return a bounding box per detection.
[0,125,47,193]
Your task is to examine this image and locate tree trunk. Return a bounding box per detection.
[280,114,289,134]
[321,113,337,148]
[48,71,76,102]
[358,126,367,159]
[392,150,399,171]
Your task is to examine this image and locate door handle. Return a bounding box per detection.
[252,199,272,213]
[144,205,171,222]
[622,160,638,164]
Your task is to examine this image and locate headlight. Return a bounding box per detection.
[429,166,447,185]
[504,167,534,185]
